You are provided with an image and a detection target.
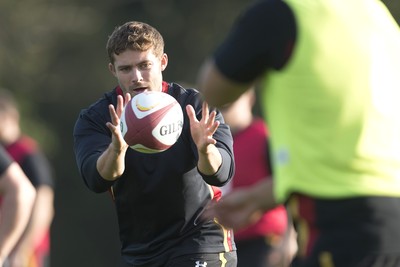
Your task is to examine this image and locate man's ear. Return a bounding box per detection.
[161,53,168,71]
[108,63,117,77]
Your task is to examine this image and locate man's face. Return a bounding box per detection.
[109,48,168,97]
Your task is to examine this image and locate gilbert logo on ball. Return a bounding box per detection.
[120,91,184,153]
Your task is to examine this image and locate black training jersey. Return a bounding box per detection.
[0,145,12,175]
[73,82,235,265]
[6,136,54,188]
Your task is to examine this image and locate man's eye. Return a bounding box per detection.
[140,63,151,69]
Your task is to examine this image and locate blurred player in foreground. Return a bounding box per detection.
[0,89,55,267]
[0,144,36,267]
[199,0,400,266]
[221,89,297,267]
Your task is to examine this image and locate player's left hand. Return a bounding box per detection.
[186,101,220,153]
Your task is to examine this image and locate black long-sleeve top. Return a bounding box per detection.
[73,82,235,265]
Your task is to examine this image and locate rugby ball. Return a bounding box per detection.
[120,91,183,153]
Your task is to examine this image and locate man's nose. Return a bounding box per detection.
[131,69,143,82]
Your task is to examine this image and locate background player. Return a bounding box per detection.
[0,89,55,267]
[0,145,36,267]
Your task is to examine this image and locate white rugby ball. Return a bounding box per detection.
[120,91,184,153]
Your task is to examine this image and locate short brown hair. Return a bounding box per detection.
[106,21,165,63]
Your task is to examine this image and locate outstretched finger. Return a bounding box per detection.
[109,104,119,126]
[209,120,220,136]
[124,93,132,106]
[115,95,125,117]
[206,110,217,126]
[201,101,210,123]
[186,104,199,123]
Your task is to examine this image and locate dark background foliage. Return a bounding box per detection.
[0,0,398,266]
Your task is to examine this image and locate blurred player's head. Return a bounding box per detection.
[0,89,20,144]
[221,89,256,134]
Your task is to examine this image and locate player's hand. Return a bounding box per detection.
[106,93,131,152]
[203,187,263,230]
[186,101,220,153]
[6,248,32,267]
